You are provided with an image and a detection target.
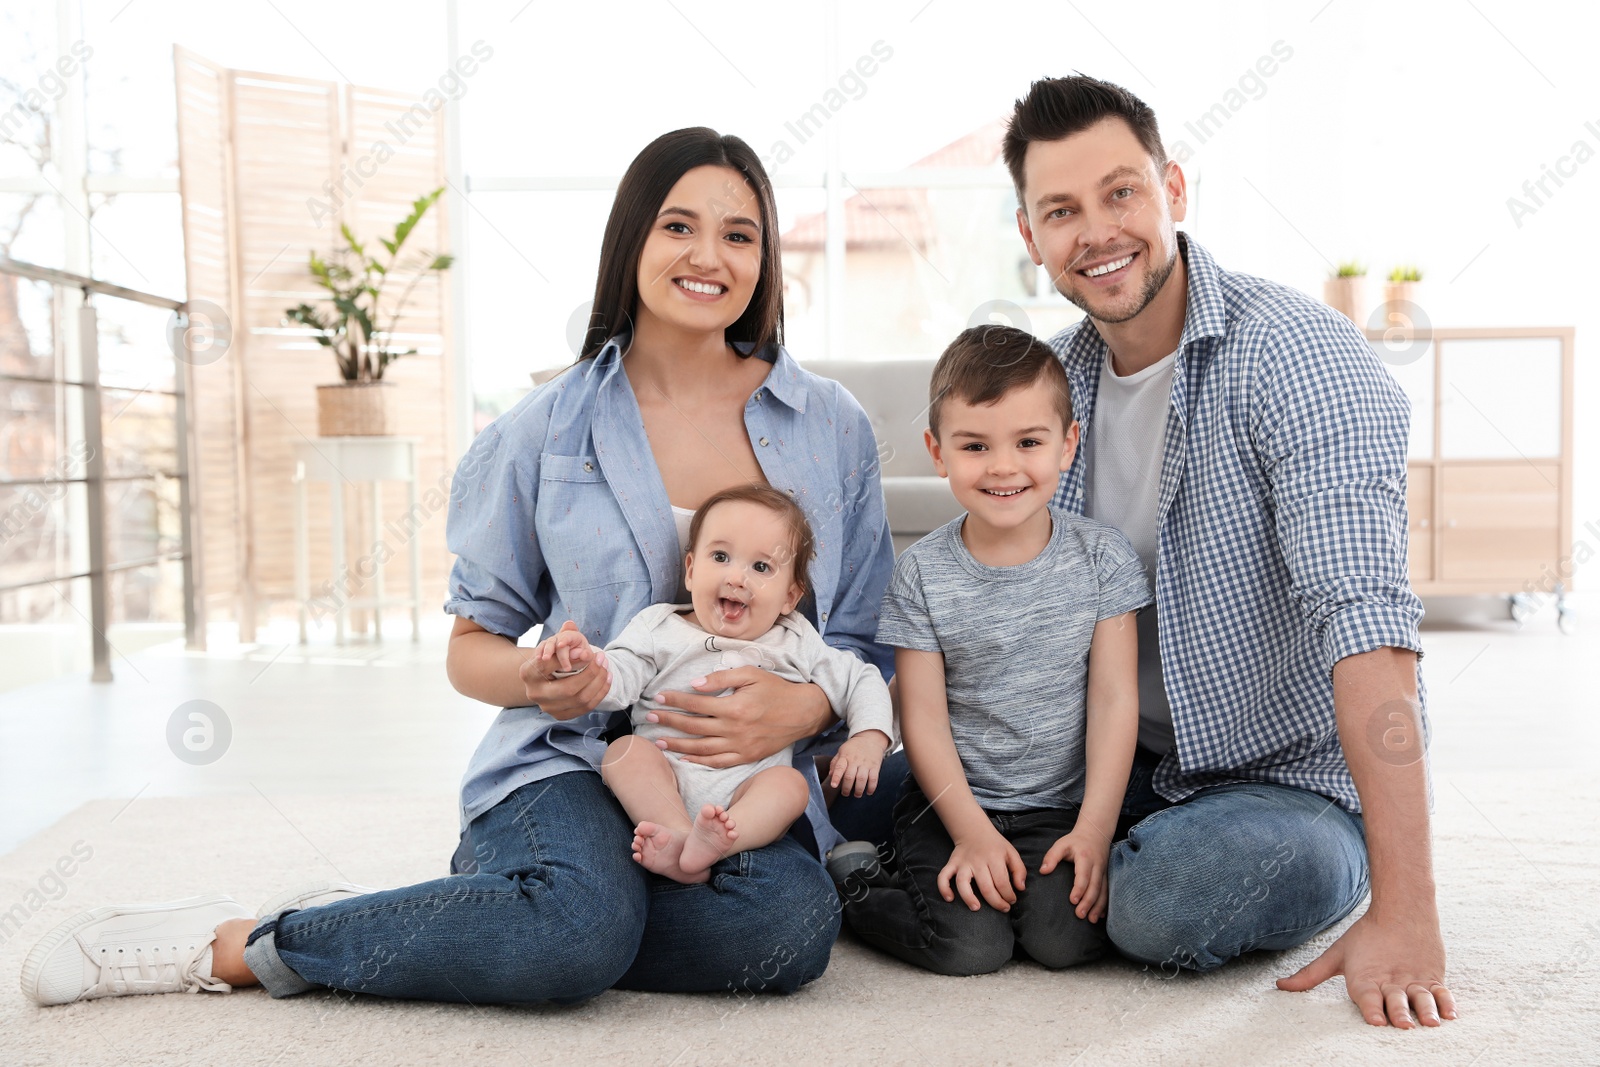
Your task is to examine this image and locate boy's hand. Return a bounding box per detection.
[1040,826,1112,923]
[828,730,890,798]
[939,828,1027,913]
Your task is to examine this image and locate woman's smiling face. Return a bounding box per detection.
[633,164,764,340]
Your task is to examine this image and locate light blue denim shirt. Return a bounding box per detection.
[444,334,895,856]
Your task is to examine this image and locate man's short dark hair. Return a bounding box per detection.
[1002,75,1166,203]
[927,325,1073,440]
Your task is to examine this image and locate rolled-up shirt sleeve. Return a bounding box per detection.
[1252,317,1425,672]
[444,404,552,641]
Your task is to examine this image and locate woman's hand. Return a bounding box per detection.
[517,621,612,719]
[533,623,603,678]
[647,667,834,767]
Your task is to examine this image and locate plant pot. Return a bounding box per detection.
[1322,276,1367,324]
[1382,282,1419,330]
[316,381,394,436]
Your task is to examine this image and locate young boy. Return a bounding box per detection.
[534,484,895,885]
[842,325,1148,975]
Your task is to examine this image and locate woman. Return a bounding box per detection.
[23,128,897,1007]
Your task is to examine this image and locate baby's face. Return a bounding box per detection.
[684,500,804,641]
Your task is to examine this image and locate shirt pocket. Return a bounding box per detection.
[537,453,651,592]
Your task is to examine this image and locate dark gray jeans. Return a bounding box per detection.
[842,782,1107,975]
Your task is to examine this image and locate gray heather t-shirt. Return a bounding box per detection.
[878,509,1152,811]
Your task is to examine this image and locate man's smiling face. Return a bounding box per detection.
[1015,117,1188,325]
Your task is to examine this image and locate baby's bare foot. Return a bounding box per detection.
[632,822,709,885]
[679,804,739,875]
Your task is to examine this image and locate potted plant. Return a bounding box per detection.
[1323,261,1367,323]
[1384,265,1422,305]
[1376,262,1427,329]
[285,188,454,436]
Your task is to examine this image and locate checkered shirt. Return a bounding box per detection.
[1048,234,1426,813]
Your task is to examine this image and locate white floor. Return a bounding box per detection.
[0,615,499,856]
[0,594,1592,857]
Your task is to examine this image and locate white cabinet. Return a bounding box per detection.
[1370,328,1574,618]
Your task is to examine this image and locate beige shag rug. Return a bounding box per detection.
[0,773,1591,1066]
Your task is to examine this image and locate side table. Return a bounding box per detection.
[292,436,423,644]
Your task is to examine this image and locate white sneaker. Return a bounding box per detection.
[256,881,376,919]
[21,894,253,1006]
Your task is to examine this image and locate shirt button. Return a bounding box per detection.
[759,437,769,447]
[821,611,829,622]
[583,461,594,473]
[754,390,764,400]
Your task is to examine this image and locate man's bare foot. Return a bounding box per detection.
[679,804,739,875]
[632,822,710,885]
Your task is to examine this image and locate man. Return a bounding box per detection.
[1004,75,1453,1028]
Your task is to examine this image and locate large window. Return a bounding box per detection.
[6,0,1595,607]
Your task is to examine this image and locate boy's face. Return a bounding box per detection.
[684,499,804,641]
[925,374,1079,534]
[1014,116,1187,325]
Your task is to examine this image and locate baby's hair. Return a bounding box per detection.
[927,324,1074,440]
[687,483,815,594]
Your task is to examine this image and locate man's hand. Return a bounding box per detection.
[1039,826,1111,923]
[1277,908,1456,1027]
[648,668,832,767]
[939,828,1027,913]
[1298,646,1456,1028]
[828,730,890,798]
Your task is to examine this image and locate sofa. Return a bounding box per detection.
[802,360,964,555]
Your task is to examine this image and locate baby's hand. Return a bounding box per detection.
[1040,825,1113,923]
[534,625,603,680]
[828,730,890,798]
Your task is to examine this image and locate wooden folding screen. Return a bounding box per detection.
[174,48,455,640]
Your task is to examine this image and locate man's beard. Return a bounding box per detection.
[1057,241,1179,325]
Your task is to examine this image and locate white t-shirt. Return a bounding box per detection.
[671,505,694,603]
[1083,348,1177,754]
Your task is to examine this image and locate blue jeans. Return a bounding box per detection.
[1107,749,1370,972]
[242,771,841,1004]
[829,747,912,849]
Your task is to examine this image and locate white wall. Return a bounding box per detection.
[14,0,1599,582]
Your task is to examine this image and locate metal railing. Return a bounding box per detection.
[0,256,202,681]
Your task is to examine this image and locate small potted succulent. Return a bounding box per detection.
[1323,261,1367,323]
[1382,265,1423,331]
[285,188,453,436]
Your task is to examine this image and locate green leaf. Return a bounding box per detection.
[389,186,444,255]
[427,254,454,271]
[334,296,374,344]
[308,253,336,292]
[340,222,365,257]
[286,303,331,333]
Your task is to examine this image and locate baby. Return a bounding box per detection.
[534,483,895,884]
